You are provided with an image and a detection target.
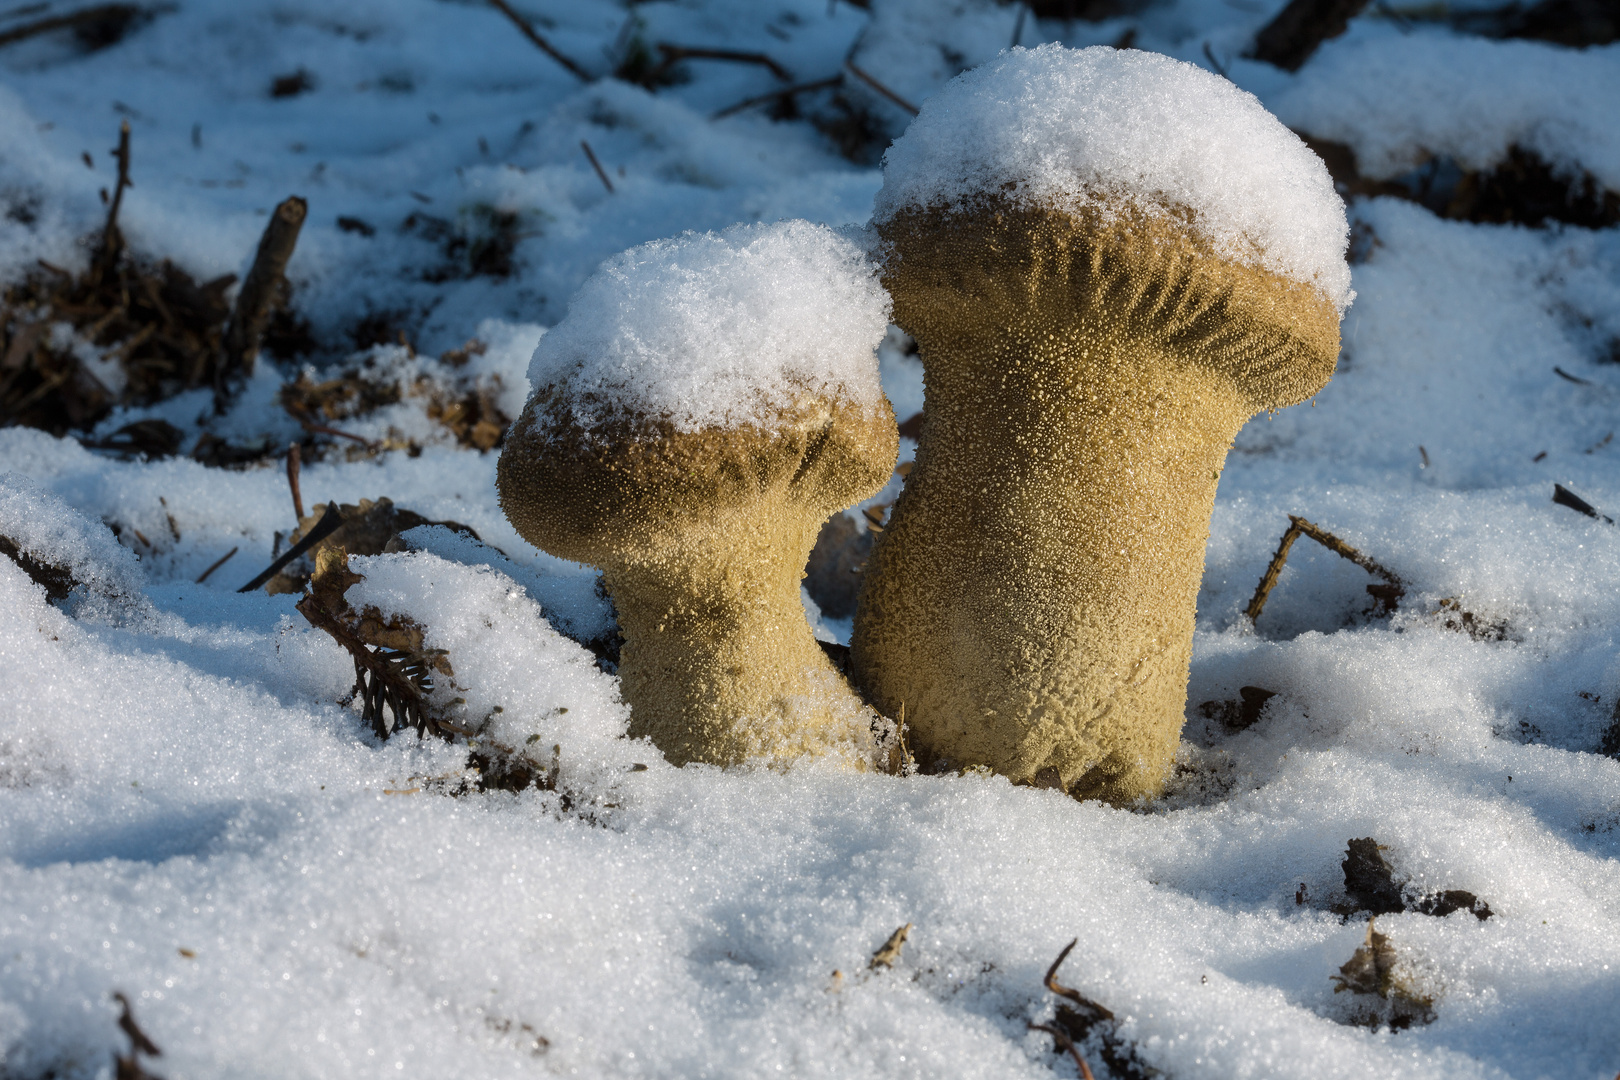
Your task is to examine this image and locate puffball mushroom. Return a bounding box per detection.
[498,221,899,768]
[851,45,1353,803]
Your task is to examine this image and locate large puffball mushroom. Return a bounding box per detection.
[851,45,1352,803]
[498,220,899,769]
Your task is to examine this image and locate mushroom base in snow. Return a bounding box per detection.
[852,200,1340,803]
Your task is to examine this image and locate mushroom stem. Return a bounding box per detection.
[852,202,1339,803]
[603,510,855,765]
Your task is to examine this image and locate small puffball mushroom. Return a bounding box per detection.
[498,221,899,768]
[851,45,1352,803]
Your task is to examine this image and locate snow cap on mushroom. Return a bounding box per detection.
[875,43,1354,313]
[526,219,891,435]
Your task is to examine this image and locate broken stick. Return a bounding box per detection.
[1245,515,1402,623]
[88,120,131,287]
[219,195,306,389]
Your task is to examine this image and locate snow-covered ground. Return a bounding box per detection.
[2,1,1619,1077]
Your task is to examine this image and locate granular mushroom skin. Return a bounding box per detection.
[500,390,898,768]
[852,200,1341,802]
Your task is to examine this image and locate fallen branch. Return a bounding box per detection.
[1248,0,1371,70]
[1245,515,1402,624]
[711,75,842,120]
[487,0,589,81]
[844,60,919,115]
[219,195,306,390]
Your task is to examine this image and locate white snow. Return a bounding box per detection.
[525,219,890,432]
[0,1,1617,1077]
[0,472,144,605]
[1269,34,1620,189]
[874,44,1355,310]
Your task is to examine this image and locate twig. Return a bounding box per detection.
[580,140,614,193]
[655,43,791,82]
[1202,40,1227,77]
[220,195,306,387]
[89,120,131,286]
[844,60,918,115]
[296,417,374,447]
[194,545,237,584]
[1553,366,1592,385]
[487,0,589,81]
[1248,0,1372,71]
[159,495,179,540]
[1028,1023,1097,1080]
[1010,3,1028,48]
[1044,939,1116,1021]
[711,75,841,120]
[1245,515,1402,623]
[0,3,139,48]
[286,441,304,519]
[237,502,343,592]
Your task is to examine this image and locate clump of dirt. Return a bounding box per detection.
[1340,837,1494,920]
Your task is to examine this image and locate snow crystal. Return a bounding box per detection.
[874,44,1354,310]
[525,219,890,433]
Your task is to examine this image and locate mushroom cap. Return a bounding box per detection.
[878,199,1341,413]
[498,220,897,564]
[498,392,897,565]
[875,43,1353,315]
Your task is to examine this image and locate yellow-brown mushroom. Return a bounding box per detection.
[851,45,1352,802]
[499,221,899,768]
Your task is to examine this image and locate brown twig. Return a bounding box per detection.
[219,195,306,389]
[159,495,179,540]
[0,3,140,48]
[487,0,589,81]
[1044,939,1116,1021]
[88,120,131,287]
[580,140,614,193]
[194,545,237,584]
[1245,515,1402,623]
[844,60,919,115]
[286,441,305,519]
[712,75,842,120]
[654,43,790,82]
[1028,1023,1097,1080]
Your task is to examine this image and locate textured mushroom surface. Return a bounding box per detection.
[852,46,1350,803]
[499,221,899,768]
